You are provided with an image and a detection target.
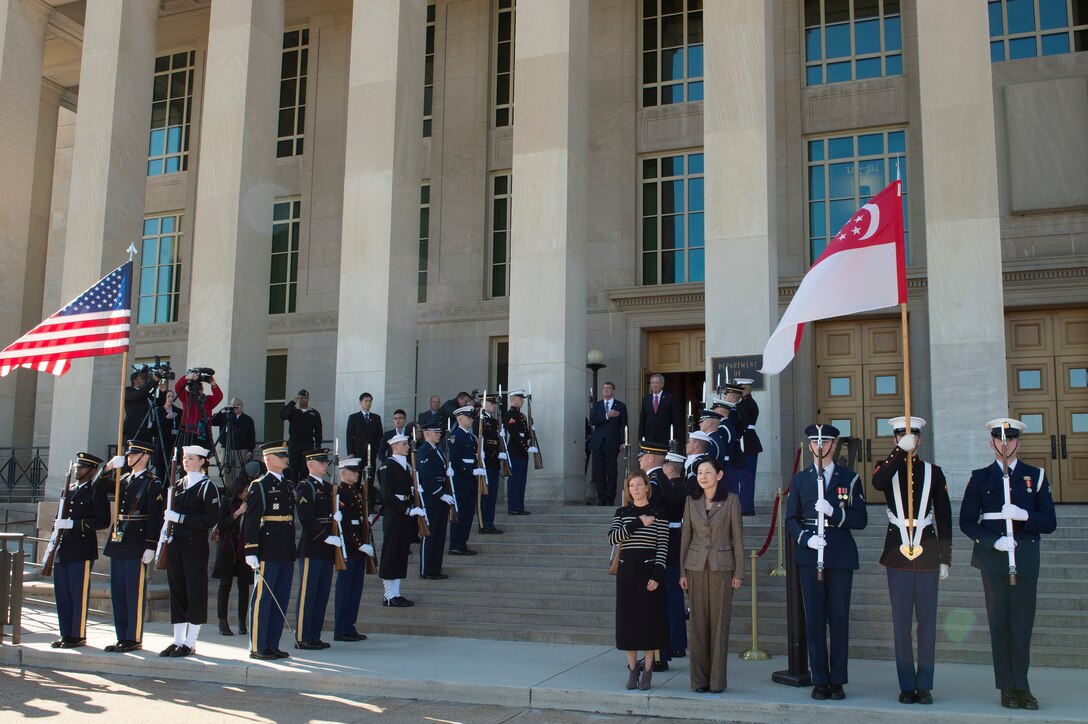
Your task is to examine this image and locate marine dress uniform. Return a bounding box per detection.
[785,424,867,701]
[295,449,339,649]
[448,408,481,554]
[416,425,452,578]
[101,441,164,652]
[960,418,1056,711]
[50,452,110,648]
[870,417,951,704]
[479,402,503,533]
[245,442,297,660]
[504,390,531,514]
[333,458,373,641]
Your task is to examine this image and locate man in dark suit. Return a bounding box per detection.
[346,392,383,474]
[638,374,682,446]
[589,381,628,506]
[960,418,1056,711]
[417,395,447,432]
[378,409,409,462]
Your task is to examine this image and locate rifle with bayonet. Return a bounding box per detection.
[40,461,74,577]
[442,418,459,523]
[408,425,431,538]
[526,381,544,470]
[476,391,489,496]
[330,439,348,572]
[357,456,378,575]
[154,444,179,571]
[496,385,513,477]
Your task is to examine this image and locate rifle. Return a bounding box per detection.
[442,418,459,523]
[358,469,378,575]
[526,381,544,470]
[408,427,431,538]
[998,422,1017,586]
[330,439,348,572]
[814,426,827,583]
[497,385,513,477]
[476,391,488,496]
[40,460,74,577]
[154,445,179,571]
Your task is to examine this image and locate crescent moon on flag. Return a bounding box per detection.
[858,203,880,240]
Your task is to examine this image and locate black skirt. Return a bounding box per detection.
[615,555,668,651]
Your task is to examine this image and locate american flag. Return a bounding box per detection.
[0,261,133,377]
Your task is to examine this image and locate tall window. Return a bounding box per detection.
[803,0,902,86]
[489,173,512,298]
[264,352,287,441]
[138,214,182,325]
[806,129,908,262]
[640,152,704,285]
[494,0,515,127]
[988,0,1088,61]
[270,199,301,314]
[424,4,436,137]
[641,0,704,107]
[491,337,509,393]
[148,51,195,176]
[278,29,309,157]
[418,184,431,303]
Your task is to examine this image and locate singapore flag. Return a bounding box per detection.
[761,180,906,375]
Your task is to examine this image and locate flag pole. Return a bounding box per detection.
[112,245,138,542]
[901,301,915,555]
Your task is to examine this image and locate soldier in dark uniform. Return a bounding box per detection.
[378,433,425,606]
[662,451,690,660]
[699,409,730,467]
[733,379,762,515]
[294,448,341,649]
[100,441,164,652]
[47,452,109,648]
[448,406,482,555]
[160,445,220,657]
[637,441,670,509]
[871,416,952,705]
[333,457,374,641]
[245,442,297,660]
[960,418,1056,711]
[504,390,532,514]
[785,424,867,701]
[478,395,503,534]
[280,389,322,482]
[417,422,454,579]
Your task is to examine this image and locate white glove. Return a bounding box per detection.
[409,506,426,518]
[527,447,539,454]
[246,555,260,570]
[163,509,182,524]
[142,549,154,565]
[993,535,1017,552]
[498,452,508,461]
[939,563,950,580]
[324,535,343,547]
[472,468,486,477]
[109,455,126,469]
[440,494,456,505]
[394,494,408,501]
[896,434,917,452]
[806,535,827,550]
[1002,503,1029,521]
[359,543,374,557]
[445,467,454,478]
[55,518,74,530]
[814,499,834,517]
[332,510,343,523]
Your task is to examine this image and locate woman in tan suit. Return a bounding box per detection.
[680,457,744,693]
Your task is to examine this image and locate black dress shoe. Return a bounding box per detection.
[50,639,67,649]
[333,632,367,642]
[652,660,669,672]
[114,640,141,653]
[169,644,194,657]
[915,689,932,705]
[420,573,449,580]
[1018,690,1039,710]
[383,597,411,608]
[274,649,290,659]
[694,686,709,693]
[1000,689,1020,709]
[898,690,916,704]
[295,641,324,650]
[250,649,277,660]
[811,685,831,700]
[671,649,686,658]
[829,684,845,700]
[219,620,234,636]
[238,623,247,635]
[486,527,503,534]
[104,642,121,652]
[708,688,723,694]
[159,644,178,657]
[60,638,86,649]
[394,596,414,607]
[448,548,476,556]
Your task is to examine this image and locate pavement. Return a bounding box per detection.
[3,604,1085,723]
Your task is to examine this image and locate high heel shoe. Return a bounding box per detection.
[639,669,652,691]
[625,665,639,690]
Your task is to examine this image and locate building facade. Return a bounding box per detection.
[1,0,1086,503]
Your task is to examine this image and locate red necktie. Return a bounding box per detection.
[653,395,659,413]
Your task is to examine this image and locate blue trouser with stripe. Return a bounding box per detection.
[334,557,366,637]
[296,556,333,643]
[109,557,146,642]
[250,560,293,653]
[54,560,90,640]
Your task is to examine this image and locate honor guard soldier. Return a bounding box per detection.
[100,441,165,652]
[478,394,503,534]
[48,452,110,649]
[785,424,867,701]
[662,450,690,660]
[448,406,483,555]
[685,431,714,488]
[333,457,374,641]
[637,441,670,509]
[733,379,763,515]
[960,418,1056,711]
[417,422,454,579]
[697,409,728,464]
[504,389,532,514]
[871,417,952,705]
[294,448,341,649]
[378,433,425,606]
[280,389,323,483]
[245,442,297,660]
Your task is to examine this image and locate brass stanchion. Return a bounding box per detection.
[769,488,786,576]
[741,550,770,660]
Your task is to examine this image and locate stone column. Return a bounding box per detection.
[507,0,588,503]
[47,0,158,491]
[334,0,425,430]
[916,1,1005,488]
[702,2,780,498]
[186,0,284,416]
[0,0,49,447]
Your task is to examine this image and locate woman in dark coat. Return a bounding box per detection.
[212,461,258,635]
[608,470,670,691]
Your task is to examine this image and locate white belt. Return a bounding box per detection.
[350,519,361,525]
[886,511,932,528]
[890,463,933,552]
[981,512,1007,521]
[668,522,682,529]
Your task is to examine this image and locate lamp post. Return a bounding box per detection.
[586,348,606,404]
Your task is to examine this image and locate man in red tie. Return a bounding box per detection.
[638,374,681,446]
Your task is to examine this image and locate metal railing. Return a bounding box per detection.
[0,447,49,503]
[0,533,24,643]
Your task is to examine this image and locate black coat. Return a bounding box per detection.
[871,446,952,570]
[212,496,253,582]
[55,478,110,563]
[211,410,257,452]
[123,380,159,440]
[280,402,322,450]
[296,475,336,560]
[346,410,383,464]
[589,398,628,453]
[243,472,297,563]
[736,395,763,454]
[417,408,448,432]
[101,469,164,560]
[638,391,682,445]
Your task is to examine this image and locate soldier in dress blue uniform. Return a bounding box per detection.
[505,389,532,514]
[417,422,455,579]
[733,379,763,516]
[294,447,342,649]
[636,440,672,671]
[699,409,731,467]
[100,440,164,652]
[785,424,867,701]
[245,442,297,660]
[48,452,110,648]
[871,416,952,705]
[960,418,1056,711]
[378,433,425,606]
[333,457,374,642]
[478,395,504,534]
[448,406,484,555]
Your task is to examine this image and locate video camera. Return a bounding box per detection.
[131,355,175,383]
[184,367,216,394]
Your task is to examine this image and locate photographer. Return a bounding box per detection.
[122,365,167,443]
[211,397,256,467]
[173,369,223,459]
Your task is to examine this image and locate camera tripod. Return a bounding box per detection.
[215,414,250,479]
[131,381,173,482]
